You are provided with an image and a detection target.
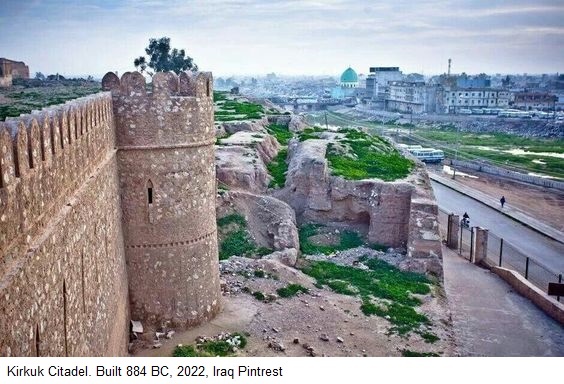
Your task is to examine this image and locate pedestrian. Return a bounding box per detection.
[500,195,506,208]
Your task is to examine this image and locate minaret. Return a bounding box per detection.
[102,70,221,329]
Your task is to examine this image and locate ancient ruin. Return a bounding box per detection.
[0,70,220,356]
[0,58,30,87]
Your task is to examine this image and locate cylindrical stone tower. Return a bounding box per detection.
[102,70,221,329]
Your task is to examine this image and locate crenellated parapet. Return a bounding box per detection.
[0,68,220,356]
[0,93,115,254]
[104,70,221,330]
[102,70,214,148]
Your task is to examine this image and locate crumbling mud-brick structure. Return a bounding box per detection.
[0,70,220,356]
[0,58,30,87]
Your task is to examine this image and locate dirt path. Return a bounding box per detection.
[135,257,456,357]
[442,246,564,356]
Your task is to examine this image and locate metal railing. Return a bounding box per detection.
[438,207,562,301]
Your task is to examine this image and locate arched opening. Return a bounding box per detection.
[147,179,154,204]
[147,179,154,223]
[33,324,40,357]
[207,80,211,97]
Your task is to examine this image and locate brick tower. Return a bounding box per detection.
[102,70,221,329]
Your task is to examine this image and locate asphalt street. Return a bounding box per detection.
[431,180,564,274]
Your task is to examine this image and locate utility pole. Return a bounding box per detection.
[452,126,460,180]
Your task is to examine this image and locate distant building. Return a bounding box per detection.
[365,67,404,102]
[456,75,491,88]
[444,88,511,113]
[0,58,30,87]
[386,81,442,114]
[331,67,359,101]
[339,67,359,88]
[512,92,557,111]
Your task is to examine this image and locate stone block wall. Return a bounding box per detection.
[103,71,221,330]
[0,94,129,356]
[0,70,222,356]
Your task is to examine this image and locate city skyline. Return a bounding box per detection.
[1,0,563,78]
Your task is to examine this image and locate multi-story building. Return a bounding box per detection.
[512,92,557,111]
[444,88,511,113]
[386,81,442,114]
[365,67,403,102]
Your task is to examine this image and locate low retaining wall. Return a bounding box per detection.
[449,159,564,191]
[491,266,564,326]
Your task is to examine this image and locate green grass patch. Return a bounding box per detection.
[253,269,266,278]
[267,148,288,188]
[327,129,413,181]
[219,229,256,260]
[1,84,101,121]
[213,91,228,102]
[459,147,564,179]
[215,98,264,121]
[173,333,247,357]
[327,280,357,295]
[217,214,272,259]
[415,128,564,152]
[299,224,383,255]
[298,126,326,141]
[218,213,247,228]
[276,283,309,298]
[419,331,440,343]
[266,123,294,146]
[252,291,266,301]
[301,259,431,334]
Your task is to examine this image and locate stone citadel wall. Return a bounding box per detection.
[0,70,221,356]
[0,94,129,356]
[102,71,221,329]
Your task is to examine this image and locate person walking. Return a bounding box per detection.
[500,195,506,208]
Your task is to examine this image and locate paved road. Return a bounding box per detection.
[431,180,564,274]
[443,246,564,356]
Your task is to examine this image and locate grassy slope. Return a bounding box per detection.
[1,84,101,121]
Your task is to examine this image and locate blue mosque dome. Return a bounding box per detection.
[340,67,359,88]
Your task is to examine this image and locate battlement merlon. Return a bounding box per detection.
[102,71,214,148]
[0,93,113,190]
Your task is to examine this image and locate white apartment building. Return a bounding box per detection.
[386,81,441,114]
[444,88,511,113]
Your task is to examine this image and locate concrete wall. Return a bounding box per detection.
[0,94,129,356]
[491,267,564,326]
[448,159,564,191]
[103,71,221,330]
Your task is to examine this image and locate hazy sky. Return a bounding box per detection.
[1,0,563,78]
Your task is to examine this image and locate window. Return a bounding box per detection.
[147,180,153,204]
[147,180,154,223]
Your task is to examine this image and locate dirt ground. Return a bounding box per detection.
[431,165,564,232]
[135,256,457,357]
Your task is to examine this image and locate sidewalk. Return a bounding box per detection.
[442,245,564,356]
[430,172,564,244]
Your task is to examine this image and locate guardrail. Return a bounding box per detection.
[438,207,562,301]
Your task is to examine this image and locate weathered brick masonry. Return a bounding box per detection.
[0,70,220,356]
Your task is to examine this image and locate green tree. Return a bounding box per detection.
[134,37,198,75]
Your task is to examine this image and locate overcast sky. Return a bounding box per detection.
[1,0,563,78]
